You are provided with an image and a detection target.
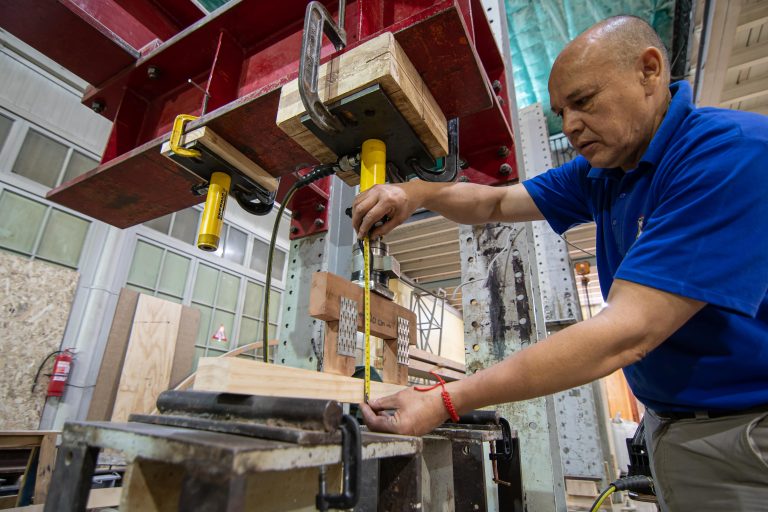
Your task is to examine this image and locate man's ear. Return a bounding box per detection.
[638,47,664,93]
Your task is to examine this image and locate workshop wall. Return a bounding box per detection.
[0,250,78,429]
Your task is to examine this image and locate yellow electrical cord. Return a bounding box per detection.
[590,485,616,512]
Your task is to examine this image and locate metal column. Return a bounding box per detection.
[275,176,355,371]
[518,103,612,482]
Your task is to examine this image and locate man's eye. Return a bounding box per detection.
[574,95,592,107]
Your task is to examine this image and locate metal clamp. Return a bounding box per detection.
[408,117,461,182]
[169,114,201,159]
[316,414,361,511]
[490,417,513,462]
[299,1,347,134]
[232,185,277,216]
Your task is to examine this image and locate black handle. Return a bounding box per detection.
[299,1,347,134]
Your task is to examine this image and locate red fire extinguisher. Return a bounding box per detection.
[46,349,74,398]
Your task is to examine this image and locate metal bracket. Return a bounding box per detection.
[397,317,410,365]
[490,417,514,462]
[408,117,461,182]
[169,114,201,159]
[299,1,347,134]
[338,297,357,357]
[316,414,361,511]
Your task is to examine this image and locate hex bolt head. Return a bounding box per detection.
[497,146,510,157]
[314,218,325,227]
[459,176,470,183]
[315,203,326,212]
[290,226,299,234]
[492,80,502,93]
[91,101,105,114]
[147,66,160,80]
[499,163,513,175]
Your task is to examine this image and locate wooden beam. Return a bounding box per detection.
[697,0,743,107]
[728,38,768,72]
[409,348,465,373]
[276,31,447,186]
[309,272,416,345]
[193,358,404,403]
[737,1,768,33]
[408,359,465,382]
[721,74,768,105]
[161,126,279,192]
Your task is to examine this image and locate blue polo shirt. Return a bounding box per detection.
[523,81,768,412]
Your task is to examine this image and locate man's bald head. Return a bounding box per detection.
[556,15,670,85]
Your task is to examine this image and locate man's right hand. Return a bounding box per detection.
[352,182,420,239]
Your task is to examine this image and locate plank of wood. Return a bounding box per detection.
[160,126,279,192]
[87,288,140,421]
[0,431,57,449]
[382,339,408,385]
[194,358,404,403]
[33,432,57,505]
[110,295,183,423]
[408,358,465,383]
[309,272,416,344]
[0,487,121,512]
[322,322,357,377]
[168,305,200,390]
[409,348,465,373]
[276,32,447,186]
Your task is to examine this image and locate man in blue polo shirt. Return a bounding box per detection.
[353,15,768,509]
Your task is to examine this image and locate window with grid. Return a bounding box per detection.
[0,188,91,268]
[11,127,98,188]
[125,240,191,304]
[237,280,281,361]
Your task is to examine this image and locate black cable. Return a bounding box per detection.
[31,350,63,392]
[262,163,338,362]
[590,476,655,512]
[559,234,596,257]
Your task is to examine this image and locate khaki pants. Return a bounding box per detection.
[644,409,768,511]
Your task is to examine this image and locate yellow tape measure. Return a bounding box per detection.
[363,236,371,402]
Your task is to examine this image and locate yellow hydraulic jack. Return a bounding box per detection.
[359,139,386,402]
[169,114,231,252]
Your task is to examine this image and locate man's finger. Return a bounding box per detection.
[360,402,399,434]
[368,392,403,412]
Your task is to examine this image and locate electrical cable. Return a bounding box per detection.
[261,163,338,363]
[31,350,63,392]
[590,485,616,512]
[559,234,596,257]
[590,476,655,512]
[450,227,523,301]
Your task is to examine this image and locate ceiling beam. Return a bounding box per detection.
[728,38,768,71]
[721,73,768,105]
[696,0,743,107]
[737,1,768,33]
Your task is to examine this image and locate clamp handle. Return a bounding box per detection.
[299,1,347,134]
[169,114,201,159]
[316,414,361,511]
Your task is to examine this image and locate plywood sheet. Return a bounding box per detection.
[0,253,78,430]
[167,305,200,390]
[194,358,404,404]
[110,295,182,422]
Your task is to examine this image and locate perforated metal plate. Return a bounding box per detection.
[397,317,410,365]
[338,297,358,357]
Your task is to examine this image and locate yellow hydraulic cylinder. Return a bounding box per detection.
[360,139,386,192]
[197,172,231,251]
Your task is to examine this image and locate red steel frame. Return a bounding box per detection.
[0,0,517,239]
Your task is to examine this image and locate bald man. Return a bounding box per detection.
[353,15,768,509]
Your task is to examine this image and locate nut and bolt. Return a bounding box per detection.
[315,203,326,212]
[458,175,470,183]
[91,100,105,114]
[499,163,513,175]
[290,226,299,234]
[314,218,325,227]
[497,146,510,157]
[492,80,502,93]
[147,66,161,80]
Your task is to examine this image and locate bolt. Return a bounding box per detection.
[497,146,510,158]
[314,218,325,227]
[492,80,502,93]
[290,226,299,234]
[497,95,505,107]
[90,101,105,114]
[499,163,512,175]
[315,203,326,212]
[147,66,160,80]
[459,175,470,183]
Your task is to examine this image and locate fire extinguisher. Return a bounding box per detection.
[46,349,74,398]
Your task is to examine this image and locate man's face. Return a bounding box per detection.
[549,48,653,170]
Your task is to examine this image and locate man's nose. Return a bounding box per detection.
[562,110,583,139]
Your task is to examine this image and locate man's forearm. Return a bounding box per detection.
[405,180,506,225]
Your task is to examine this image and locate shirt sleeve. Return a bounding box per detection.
[522,156,594,235]
[616,136,768,317]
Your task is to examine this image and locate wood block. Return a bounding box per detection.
[168,305,200,390]
[160,126,278,192]
[409,348,466,374]
[383,339,408,386]
[110,295,183,422]
[322,322,356,377]
[87,288,139,421]
[193,358,404,403]
[33,432,57,505]
[408,359,465,383]
[309,272,416,344]
[276,32,448,185]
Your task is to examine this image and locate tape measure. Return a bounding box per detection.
[363,236,371,402]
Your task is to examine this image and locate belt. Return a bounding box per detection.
[654,404,768,420]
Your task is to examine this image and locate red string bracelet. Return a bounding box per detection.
[414,370,460,423]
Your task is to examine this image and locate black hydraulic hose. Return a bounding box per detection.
[261,164,338,362]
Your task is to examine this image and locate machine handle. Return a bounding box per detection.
[299,1,347,134]
[316,414,361,511]
[490,417,514,462]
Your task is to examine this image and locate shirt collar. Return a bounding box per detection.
[587,81,694,180]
